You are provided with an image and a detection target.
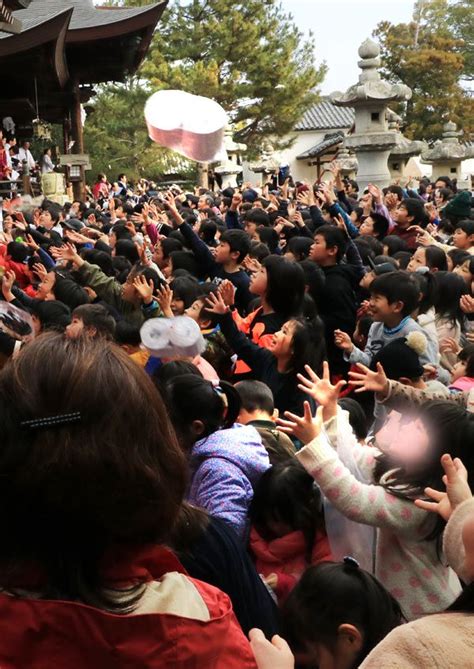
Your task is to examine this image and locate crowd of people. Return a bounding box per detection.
[0,162,474,667]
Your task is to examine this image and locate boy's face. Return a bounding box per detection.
[184,298,204,323]
[66,316,85,339]
[121,275,138,303]
[393,204,412,228]
[369,292,401,322]
[244,221,257,238]
[215,240,233,264]
[310,234,334,266]
[359,216,375,236]
[453,228,474,250]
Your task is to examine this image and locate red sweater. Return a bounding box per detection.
[249,526,332,601]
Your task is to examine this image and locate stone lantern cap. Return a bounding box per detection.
[422,121,474,162]
[332,38,412,107]
[387,111,427,157]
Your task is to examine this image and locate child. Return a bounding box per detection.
[235,380,296,464]
[335,271,438,369]
[65,304,116,341]
[248,460,332,602]
[450,344,474,393]
[280,560,402,668]
[115,320,150,367]
[279,374,474,620]
[206,290,326,417]
[162,374,270,539]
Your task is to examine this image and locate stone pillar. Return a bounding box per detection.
[70,81,85,201]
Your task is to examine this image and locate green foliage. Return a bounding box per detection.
[90,0,326,164]
[83,79,195,182]
[374,0,473,142]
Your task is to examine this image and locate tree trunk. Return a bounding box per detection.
[197,161,209,189]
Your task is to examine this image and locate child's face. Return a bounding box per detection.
[359,217,375,236]
[451,358,467,382]
[170,295,185,316]
[244,221,257,238]
[369,292,400,323]
[406,247,426,272]
[66,316,85,339]
[184,298,205,323]
[454,260,473,285]
[453,228,474,250]
[310,235,331,265]
[250,266,267,296]
[214,240,233,264]
[393,204,411,228]
[268,320,295,358]
[36,271,56,300]
[121,275,139,303]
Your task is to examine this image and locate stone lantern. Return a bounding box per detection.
[421,121,474,182]
[387,111,427,180]
[332,38,412,191]
[214,126,247,189]
[249,140,281,185]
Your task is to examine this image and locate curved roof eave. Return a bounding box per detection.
[66,2,167,44]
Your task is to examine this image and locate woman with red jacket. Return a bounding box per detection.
[0,334,257,668]
[249,460,332,603]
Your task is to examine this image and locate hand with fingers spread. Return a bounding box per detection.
[277,402,323,445]
[242,256,262,274]
[25,234,40,252]
[334,213,349,237]
[249,629,294,669]
[57,243,83,268]
[2,269,16,302]
[218,279,236,308]
[297,361,346,420]
[32,263,48,282]
[348,362,389,396]
[334,329,353,354]
[205,290,229,315]
[133,275,154,305]
[440,337,461,355]
[414,454,471,521]
[156,284,174,318]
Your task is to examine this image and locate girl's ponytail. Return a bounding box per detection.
[212,380,241,430]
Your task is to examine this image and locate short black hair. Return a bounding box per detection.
[115,320,141,347]
[242,208,270,227]
[399,197,427,227]
[455,219,474,237]
[72,304,116,340]
[314,225,348,263]
[220,229,251,263]
[30,300,71,332]
[370,213,390,239]
[234,380,274,415]
[370,271,419,316]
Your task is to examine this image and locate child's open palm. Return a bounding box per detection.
[297,361,346,407]
[277,403,323,445]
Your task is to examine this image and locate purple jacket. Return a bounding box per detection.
[188,424,270,540]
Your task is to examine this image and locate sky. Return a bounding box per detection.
[280,0,415,94]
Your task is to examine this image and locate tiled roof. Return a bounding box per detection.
[297,131,345,160]
[295,99,354,131]
[0,0,164,38]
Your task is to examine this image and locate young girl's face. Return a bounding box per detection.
[268,320,295,359]
[406,247,426,272]
[170,295,185,316]
[250,266,267,296]
[454,260,473,285]
[184,298,205,323]
[451,358,467,382]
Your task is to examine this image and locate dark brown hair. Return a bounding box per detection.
[0,333,187,612]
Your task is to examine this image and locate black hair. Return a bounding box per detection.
[72,304,116,340]
[399,197,428,227]
[373,255,398,267]
[7,241,28,262]
[249,241,270,262]
[114,320,141,347]
[314,225,348,263]
[160,237,183,258]
[249,461,324,561]
[286,236,313,261]
[234,380,274,415]
[30,300,71,332]
[455,219,474,238]
[409,270,435,316]
[81,249,115,276]
[374,401,474,541]
[392,251,412,269]
[370,271,419,316]
[112,256,132,283]
[338,398,369,442]
[256,226,279,254]
[448,248,471,268]
[458,344,474,378]
[422,245,448,272]
[199,220,217,244]
[163,375,241,444]
[281,561,403,665]
[220,229,251,263]
[53,274,90,310]
[262,255,305,319]
[369,213,390,239]
[114,239,139,265]
[355,235,384,260]
[382,235,409,256]
[170,250,199,277]
[152,360,203,395]
[300,259,326,312]
[169,276,202,309]
[110,222,132,241]
[243,208,270,227]
[432,271,468,327]
[386,185,404,201]
[289,316,326,376]
[437,187,452,203]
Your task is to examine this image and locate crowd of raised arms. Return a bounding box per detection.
[0,164,474,669]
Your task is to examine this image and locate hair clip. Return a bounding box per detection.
[20,412,82,430]
[343,556,360,568]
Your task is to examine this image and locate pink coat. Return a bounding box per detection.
[249,527,332,601]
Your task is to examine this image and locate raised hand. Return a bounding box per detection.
[218,279,236,307]
[248,629,294,669]
[414,454,471,521]
[132,275,154,304]
[32,263,48,281]
[56,243,83,268]
[205,290,229,315]
[230,192,242,211]
[297,361,346,411]
[277,402,323,445]
[25,234,40,251]
[156,284,174,317]
[460,295,474,315]
[334,329,353,353]
[440,337,461,355]
[348,361,389,396]
[1,269,16,301]
[242,256,262,274]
